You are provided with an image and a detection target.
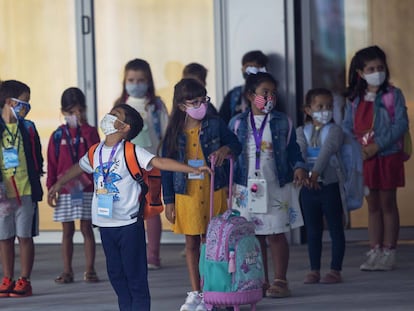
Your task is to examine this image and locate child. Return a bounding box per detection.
[343,45,409,271]
[47,104,211,311]
[47,87,100,283]
[0,80,44,298]
[229,72,306,298]
[219,50,268,124]
[296,88,345,284]
[114,58,169,270]
[161,78,242,311]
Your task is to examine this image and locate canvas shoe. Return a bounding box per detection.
[180,291,203,311]
[375,248,396,271]
[9,277,32,298]
[0,277,15,297]
[360,247,382,271]
[195,294,207,311]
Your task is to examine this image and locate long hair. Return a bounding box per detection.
[114,58,156,106]
[344,45,390,101]
[162,79,207,158]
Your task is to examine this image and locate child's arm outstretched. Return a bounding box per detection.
[150,157,210,175]
[47,164,84,207]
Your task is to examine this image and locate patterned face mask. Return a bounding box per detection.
[10,98,31,120]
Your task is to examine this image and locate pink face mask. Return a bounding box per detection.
[186,103,207,120]
[253,95,275,114]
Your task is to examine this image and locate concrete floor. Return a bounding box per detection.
[0,231,413,311]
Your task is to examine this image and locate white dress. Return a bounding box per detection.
[233,114,303,235]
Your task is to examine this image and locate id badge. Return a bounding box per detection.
[70,181,83,208]
[247,178,268,213]
[188,159,204,180]
[2,147,19,169]
[97,194,113,218]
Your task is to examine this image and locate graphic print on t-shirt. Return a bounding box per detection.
[93,158,122,201]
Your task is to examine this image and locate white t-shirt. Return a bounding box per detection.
[79,140,155,227]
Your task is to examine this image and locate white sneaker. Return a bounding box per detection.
[180,291,202,311]
[360,247,382,271]
[195,294,207,311]
[375,249,396,271]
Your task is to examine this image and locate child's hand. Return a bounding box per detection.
[165,203,176,224]
[293,168,307,187]
[47,183,62,207]
[209,146,231,166]
[362,143,379,160]
[192,166,212,175]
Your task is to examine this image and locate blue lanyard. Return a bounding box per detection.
[64,125,81,164]
[250,112,268,170]
[98,142,120,184]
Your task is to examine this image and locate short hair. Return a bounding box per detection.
[182,63,208,86]
[242,50,268,67]
[115,104,143,141]
[305,88,333,108]
[0,80,30,108]
[61,87,86,112]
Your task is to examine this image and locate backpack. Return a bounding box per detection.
[380,88,412,161]
[87,141,163,219]
[303,123,364,213]
[199,157,264,311]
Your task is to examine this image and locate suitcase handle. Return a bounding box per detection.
[209,155,234,219]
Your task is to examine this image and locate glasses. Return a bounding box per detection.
[184,96,210,108]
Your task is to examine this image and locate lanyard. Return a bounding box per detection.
[64,125,81,164]
[98,142,120,184]
[250,112,268,170]
[2,124,20,150]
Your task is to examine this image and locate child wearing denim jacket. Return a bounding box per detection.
[229,72,306,298]
[296,88,345,284]
[161,79,241,311]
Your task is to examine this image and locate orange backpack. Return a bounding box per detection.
[87,141,163,219]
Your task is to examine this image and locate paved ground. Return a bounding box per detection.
[0,233,413,310]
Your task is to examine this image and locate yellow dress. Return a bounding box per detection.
[173,127,227,235]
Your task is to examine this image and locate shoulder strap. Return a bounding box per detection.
[87,143,99,167]
[287,116,293,143]
[124,141,144,181]
[53,127,64,158]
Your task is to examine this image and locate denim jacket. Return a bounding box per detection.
[229,109,306,187]
[161,116,242,204]
[342,86,408,157]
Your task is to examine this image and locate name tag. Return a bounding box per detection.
[188,159,204,180]
[3,147,19,169]
[97,194,113,218]
[247,178,268,213]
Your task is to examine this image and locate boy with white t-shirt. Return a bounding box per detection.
[47,104,210,311]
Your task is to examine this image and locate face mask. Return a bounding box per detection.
[64,115,78,128]
[125,82,149,98]
[186,103,207,120]
[253,95,275,114]
[243,66,267,80]
[11,98,31,120]
[100,114,119,135]
[312,110,333,125]
[363,71,386,87]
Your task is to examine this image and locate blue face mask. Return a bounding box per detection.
[125,82,149,98]
[11,98,31,120]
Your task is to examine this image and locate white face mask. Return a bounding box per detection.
[312,110,333,125]
[64,115,78,128]
[363,71,386,87]
[99,114,118,135]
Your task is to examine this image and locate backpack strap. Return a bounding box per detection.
[287,116,293,143]
[381,86,395,121]
[53,127,63,158]
[87,143,100,167]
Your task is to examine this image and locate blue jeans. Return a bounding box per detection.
[300,183,345,271]
[100,221,150,311]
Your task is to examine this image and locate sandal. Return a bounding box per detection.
[320,270,342,284]
[54,272,74,284]
[84,271,99,283]
[265,279,291,298]
[303,271,320,284]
